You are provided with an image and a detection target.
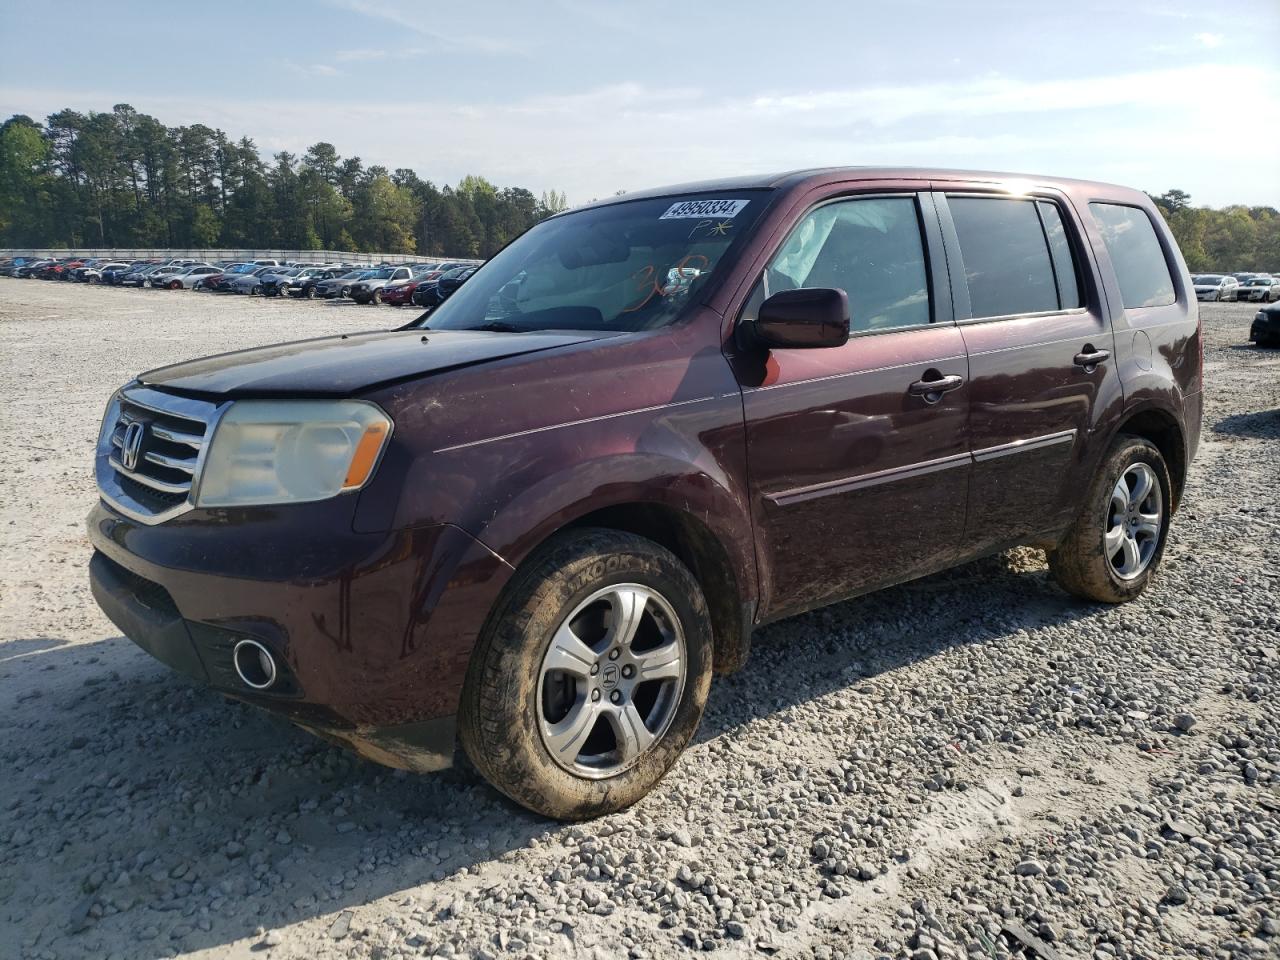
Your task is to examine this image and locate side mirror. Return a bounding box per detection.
[747,287,850,349]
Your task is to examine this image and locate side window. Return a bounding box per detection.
[947,196,1058,318]
[764,196,931,332]
[1036,201,1082,309]
[1088,202,1176,308]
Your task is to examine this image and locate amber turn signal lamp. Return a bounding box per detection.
[343,421,390,489]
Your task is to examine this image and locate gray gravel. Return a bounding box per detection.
[1,280,1277,960]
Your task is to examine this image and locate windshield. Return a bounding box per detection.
[366,268,395,279]
[421,191,769,333]
[1193,275,1224,283]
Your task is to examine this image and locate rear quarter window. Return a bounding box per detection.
[1089,202,1176,308]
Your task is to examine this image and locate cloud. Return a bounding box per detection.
[284,62,343,78]
[322,0,526,54]
[3,61,1276,207]
[1193,32,1224,48]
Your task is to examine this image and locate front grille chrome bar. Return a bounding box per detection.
[95,385,228,525]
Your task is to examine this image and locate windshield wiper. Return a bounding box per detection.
[467,321,527,333]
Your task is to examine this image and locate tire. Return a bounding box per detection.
[458,528,713,820]
[304,286,316,300]
[250,284,261,296]
[340,286,351,298]
[169,280,181,290]
[1048,435,1173,604]
[372,289,383,305]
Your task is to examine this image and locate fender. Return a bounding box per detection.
[466,449,758,613]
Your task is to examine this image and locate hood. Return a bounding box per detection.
[136,328,610,397]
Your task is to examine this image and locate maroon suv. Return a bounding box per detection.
[89,168,1202,819]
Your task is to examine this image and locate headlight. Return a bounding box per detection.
[195,400,392,507]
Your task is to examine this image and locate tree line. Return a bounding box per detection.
[2,106,1277,271]
[1149,189,1278,273]
[0,104,570,257]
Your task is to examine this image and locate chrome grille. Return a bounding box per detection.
[96,386,224,523]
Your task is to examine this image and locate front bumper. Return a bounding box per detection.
[87,498,514,771]
[1250,312,1280,342]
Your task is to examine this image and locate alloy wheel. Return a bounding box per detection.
[1105,462,1162,580]
[537,584,686,779]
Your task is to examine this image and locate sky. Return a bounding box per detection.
[1,0,1278,208]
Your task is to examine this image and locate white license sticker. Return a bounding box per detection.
[659,198,750,220]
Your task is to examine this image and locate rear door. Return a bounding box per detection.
[734,190,971,619]
[933,188,1122,553]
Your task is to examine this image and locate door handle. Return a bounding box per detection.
[1073,347,1110,370]
[908,373,964,404]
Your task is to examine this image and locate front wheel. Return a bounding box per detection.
[459,529,713,820]
[1049,436,1172,603]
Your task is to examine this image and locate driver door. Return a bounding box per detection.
[733,192,971,619]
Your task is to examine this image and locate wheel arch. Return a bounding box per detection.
[1108,403,1188,513]
[469,467,758,677]
[562,502,753,675]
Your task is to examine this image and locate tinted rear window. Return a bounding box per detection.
[1089,203,1176,308]
[948,197,1059,318]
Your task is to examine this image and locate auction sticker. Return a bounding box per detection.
[659,198,750,220]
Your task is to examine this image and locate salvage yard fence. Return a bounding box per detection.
[0,248,482,266]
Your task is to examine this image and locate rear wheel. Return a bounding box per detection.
[372,289,383,305]
[1049,435,1172,603]
[250,284,261,296]
[459,529,713,820]
[304,286,316,300]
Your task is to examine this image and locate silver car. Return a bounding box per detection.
[312,269,375,299]
[148,263,218,290]
[227,265,278,295]
[1192,274,1238,302]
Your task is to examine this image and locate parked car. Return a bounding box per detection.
[1191,274,1238,301]
[79,261,133,283]
[43,259,85,280]
[416,266,478,308]
[193,263,248,290]
[225,265,279,295]
[410,266,471,307]
[1236,276,1280,302]
[379,276,432,306]
[118,264,166,287]
[87,169,1202,820]
[153,264,222,290]
[297,267,352,299]
[13,258,55,278]
[1250,302,1280,346]
[348,265,417,304]
[261,266,330,298]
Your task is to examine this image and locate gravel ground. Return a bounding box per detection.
[1,280,1277,960]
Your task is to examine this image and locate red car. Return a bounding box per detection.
[89,167,1202,820]
[380,275,434,305]
[43,259,85,280]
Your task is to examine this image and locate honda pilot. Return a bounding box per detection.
[88,168,1202,820]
